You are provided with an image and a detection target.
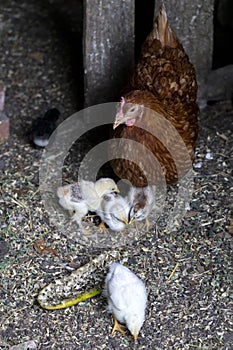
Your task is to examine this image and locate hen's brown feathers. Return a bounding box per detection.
[128,7,197,112]
[110,5,199,187]
[150,4,177,48]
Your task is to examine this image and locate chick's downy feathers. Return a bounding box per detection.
[97,193,130,231]
[128,186,154,230]
[57,178,119,231]
[105,262,147,341]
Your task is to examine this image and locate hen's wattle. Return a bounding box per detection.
[110,4,199,187]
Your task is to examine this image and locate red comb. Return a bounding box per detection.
[116,97,125,118]
[120,96,125,106]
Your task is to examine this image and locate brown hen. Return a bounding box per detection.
[110,4,199,187]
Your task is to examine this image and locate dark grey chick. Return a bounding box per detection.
[30,108,60,147]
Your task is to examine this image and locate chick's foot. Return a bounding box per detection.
[143,217,151,231]
[111,314,126,337]
[97,221,108,233]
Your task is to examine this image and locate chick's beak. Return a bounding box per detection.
[129,216,134,225]
[122,217,128,225]
[114,188,120,193]
[128,207,134,224]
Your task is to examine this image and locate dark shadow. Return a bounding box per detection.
[44,0,84,110]
[135,0,155,59]
[213,0,233,69]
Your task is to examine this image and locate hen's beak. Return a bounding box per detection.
[113,114,125,129]
[113,120,120,129]
[133,332,138,341]
[114,188,120,193]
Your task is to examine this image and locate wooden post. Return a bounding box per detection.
[83,0,135,107]
[154,0,215,107]
[0,83,9,141]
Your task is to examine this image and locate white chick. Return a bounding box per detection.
[57,178,119,231]
[104,262,147,341]
[128,186,154,231]
[97,193,130,231]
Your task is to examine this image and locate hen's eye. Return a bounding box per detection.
[129,106,136,113]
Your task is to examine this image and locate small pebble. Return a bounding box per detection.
[194,161,202,169]
[205,152,213,160]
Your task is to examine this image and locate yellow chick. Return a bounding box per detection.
[104,262,147,342]
[57,178,119,231]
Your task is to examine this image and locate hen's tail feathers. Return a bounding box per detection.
[153,3,178,48]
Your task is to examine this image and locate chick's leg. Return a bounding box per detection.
[72,212,92,235]
[68,210,74,218]
[134,221,139,234]
[111,314,126,336]
[72,212,83,228]
[144,217,151,231]
[139,217,151,231]
[97,221,108,233]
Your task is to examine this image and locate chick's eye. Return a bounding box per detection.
[111,213,121,222]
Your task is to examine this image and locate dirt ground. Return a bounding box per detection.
[0,1,232,349]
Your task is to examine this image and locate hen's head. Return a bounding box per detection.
[113,96,144,129]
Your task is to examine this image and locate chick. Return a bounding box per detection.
[104,262,147,341]
[30,108,60,147]
[128,186,154,231]
[57,178,119,231]
[97,193,130,231]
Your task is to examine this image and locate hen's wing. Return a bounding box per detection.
[111,109,190,186]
